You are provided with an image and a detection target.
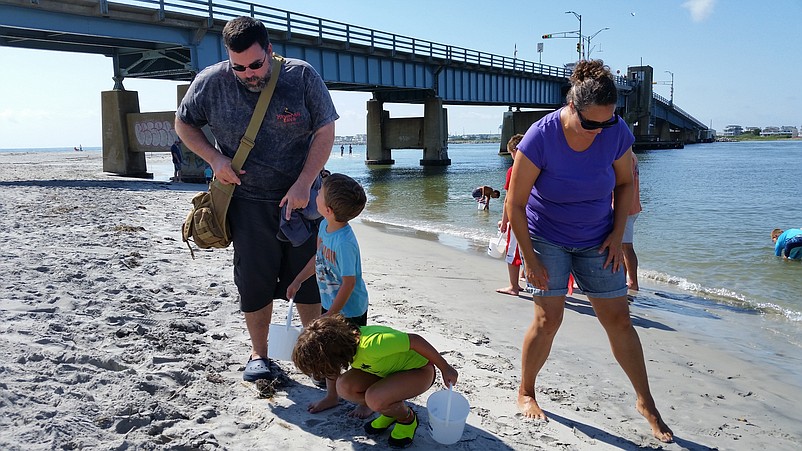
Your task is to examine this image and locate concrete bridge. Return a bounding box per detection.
[0,0,710,178]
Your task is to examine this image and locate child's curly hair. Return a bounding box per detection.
[292,315,360,380]
[507,134,524,153]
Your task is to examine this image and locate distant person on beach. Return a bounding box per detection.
[341,144,345,156]
[621,152,642,290]
[73,144,83,152]
[349,144,353,154]
[286,173,370,416]
[292,315,458,448]
[506,59,673,442]
[204,166,213,184]
[175,16,338,382]
[497,133,525,296]
[471,185,500,210]
[170,139,183,182]
[771,228,802,260]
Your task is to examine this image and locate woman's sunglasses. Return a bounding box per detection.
[576,110,619,130]
[231,52,267,72]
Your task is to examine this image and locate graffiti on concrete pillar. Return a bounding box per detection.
[133,120,178,149]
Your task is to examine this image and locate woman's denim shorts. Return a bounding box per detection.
[526,235,627,299]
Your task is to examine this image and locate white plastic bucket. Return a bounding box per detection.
[487,232,506,259]
[476,200,487,210]
[426,386,470,445]
[267,300,302,361]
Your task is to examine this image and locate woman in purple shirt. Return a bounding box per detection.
[506,60,673,443]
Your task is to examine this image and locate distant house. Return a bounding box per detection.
[760,126,795,138]
[781,126,798,138]
[721,125,743,136]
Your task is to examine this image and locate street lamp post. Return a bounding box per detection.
[565,10,582,60]
[585,27,610,59]
[665,70,674,106]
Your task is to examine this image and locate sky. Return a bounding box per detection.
[1,0,800,148]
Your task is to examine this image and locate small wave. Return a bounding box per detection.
[641,269,802,322]
[359,214,494,245]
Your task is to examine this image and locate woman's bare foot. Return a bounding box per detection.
[347,404,373,418]
[307,394,339,413]
[517,392,548,420]
[496,286,522,296]
[637,399,673,443]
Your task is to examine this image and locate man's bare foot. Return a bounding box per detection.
[347,404,373,419]
[496,286,522,296]
[637,400,674,443]
[517,392,548,420]
[307,394,339,413]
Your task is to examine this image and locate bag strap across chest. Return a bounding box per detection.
[213,53,284,196]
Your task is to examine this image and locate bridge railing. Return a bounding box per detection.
[111,0,571,78]
[652,92,707,129]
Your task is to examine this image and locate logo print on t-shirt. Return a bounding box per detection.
[360,363,371,370]
[277,107,301,124]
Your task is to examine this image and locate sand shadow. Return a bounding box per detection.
[547,411,716,450]
[510,291,675,331]
[0,178,202,193]
[562,296,675,331]
[266,374,516,450]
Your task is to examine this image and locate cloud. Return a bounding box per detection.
[682,0,715,22]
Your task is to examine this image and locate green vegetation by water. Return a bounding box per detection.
[725,135,798,142]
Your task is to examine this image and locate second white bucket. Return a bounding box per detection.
[267,300,302,361]
[426,386,470,445]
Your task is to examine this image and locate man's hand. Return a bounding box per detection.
[211,153,245,185]
[280,180,312,220]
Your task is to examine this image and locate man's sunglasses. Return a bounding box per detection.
[576,110,619,130]
[231,52,267,72]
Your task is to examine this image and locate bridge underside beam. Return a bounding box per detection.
[365,97,450,166]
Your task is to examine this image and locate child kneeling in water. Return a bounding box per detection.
[292,315,459,448]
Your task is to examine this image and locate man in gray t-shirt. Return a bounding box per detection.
[175,16,338,382]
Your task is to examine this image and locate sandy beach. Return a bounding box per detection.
[0,150,800,451]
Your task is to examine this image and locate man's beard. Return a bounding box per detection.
[235,74,268,93]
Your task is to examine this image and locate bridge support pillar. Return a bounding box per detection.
[101,89,148,177]
[499,109,551,154]
[176,84,209,183]
[420,97,450,166]
[365,99,394,165]
[657,121,671,141]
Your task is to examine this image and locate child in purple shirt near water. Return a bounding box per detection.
[506,59,673,443]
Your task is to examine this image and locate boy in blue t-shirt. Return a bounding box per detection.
[287,173,369,415]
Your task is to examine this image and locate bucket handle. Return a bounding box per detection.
[445,383,454,426]
[286,298,295,330]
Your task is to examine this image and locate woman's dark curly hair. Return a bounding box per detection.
[566,59,617,111]
[292,315,360,380]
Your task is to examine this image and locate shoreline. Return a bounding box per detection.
[1,150,800,450]
[356,217,802,378]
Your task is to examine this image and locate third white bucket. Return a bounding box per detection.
[267,300,302,361]
[426,386,470,445]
